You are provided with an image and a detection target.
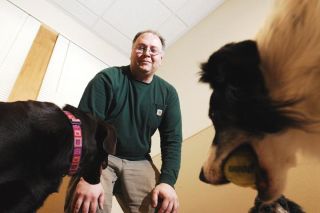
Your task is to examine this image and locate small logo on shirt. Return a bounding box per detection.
[156,109,163,116]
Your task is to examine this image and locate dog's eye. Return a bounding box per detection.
[209,112,214,120]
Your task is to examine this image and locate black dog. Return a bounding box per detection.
[198,40,305,213]
[0,100,117,213]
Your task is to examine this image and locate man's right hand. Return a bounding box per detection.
[72,177,104,213]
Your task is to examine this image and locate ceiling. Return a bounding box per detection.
[45,0,225,56]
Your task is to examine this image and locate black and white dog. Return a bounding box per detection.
[199,0,320,212]
[0,100,116,212]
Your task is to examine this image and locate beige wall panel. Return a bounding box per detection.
[8,25,58,101]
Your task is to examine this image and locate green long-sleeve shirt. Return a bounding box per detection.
[78,65,182,186]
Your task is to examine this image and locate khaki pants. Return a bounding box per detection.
[65,155,160,213]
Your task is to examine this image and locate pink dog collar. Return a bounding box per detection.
[64,111,82,176]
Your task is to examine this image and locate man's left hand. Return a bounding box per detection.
[151,183,179,213]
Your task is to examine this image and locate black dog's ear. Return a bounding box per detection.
[96,121,117,155]
[103,124,117,155]
[199,40,260,89]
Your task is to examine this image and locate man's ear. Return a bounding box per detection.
[96,121,117,155]
[161,51,165,60]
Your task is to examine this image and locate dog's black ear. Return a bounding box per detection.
[103,124,117,155]
[199,40,261,90]
[96,121,117,155]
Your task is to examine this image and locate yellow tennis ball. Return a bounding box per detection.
[223,146,257,188]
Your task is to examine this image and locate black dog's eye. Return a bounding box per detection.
[209,111,214,120]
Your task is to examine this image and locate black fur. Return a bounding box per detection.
[200,40,304,136]
[0,100,116,213]
[249,195,305,213]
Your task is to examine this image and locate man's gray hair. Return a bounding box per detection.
[132,30,166,49]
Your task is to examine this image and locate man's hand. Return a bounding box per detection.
[72,177,104,213]
[151,183,179,213]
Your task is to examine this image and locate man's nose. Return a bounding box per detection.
[142,48,152,56]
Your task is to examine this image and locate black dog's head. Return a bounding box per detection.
[199,40,305,202]
[199,40,303,135]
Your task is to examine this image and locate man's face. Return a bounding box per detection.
[130,33,164,82]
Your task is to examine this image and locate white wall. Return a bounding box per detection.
[37,35,108,107]
[8,0,129,66]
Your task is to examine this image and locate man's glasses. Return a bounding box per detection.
[135,45,162,56]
